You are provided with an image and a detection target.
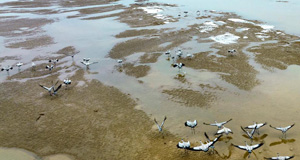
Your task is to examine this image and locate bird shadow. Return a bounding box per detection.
[219,136,233,143]
[219,145,233,159]
[242,134,268,142]
[269,138,295,146]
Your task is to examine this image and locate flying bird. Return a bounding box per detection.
[49,59,59,64]
[232,141,264,158]
[241,126,257,142]
[245,122,267,135]
[173,63,185,72]
[269,123,295,139]
[203,119,232,129]
[185,120,197,134]
[1,66,13,72]
[203,132,222,153]
[52,84,62,95]
[264,153,294,160]
[46,64,54,71]
[215,126,233,135]
[39,81,58,96]
[81,60,98,68]
[154,116,167,133]
[189,134,222,152]
[177,139,191,149]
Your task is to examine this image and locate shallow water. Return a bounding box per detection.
[1,0,300,159]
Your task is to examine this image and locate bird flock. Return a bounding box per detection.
[154,116,295,159]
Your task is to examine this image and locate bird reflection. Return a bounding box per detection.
[269,138,295,147]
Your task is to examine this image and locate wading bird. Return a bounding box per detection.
[241,126,257,142]
[232,141,264,158]
[245,122,267,135]
[186,53,193,59]
[63,78,71,87]
[203,119,232,130]
[32,62,36,70]
[173,63,185,73]
[117,59,123,66]
[196,10,200,16]
[269,123,295,139]
[189,134,222,152]
[154,116,167,133]
[176,49,183,58]
[185,120,197,134]
[264,153,294,160]
[16,62,23,69]
[215,126,233,135]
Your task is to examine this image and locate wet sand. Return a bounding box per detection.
[1,0,300,160]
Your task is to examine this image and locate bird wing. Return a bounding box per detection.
[161,116,167,128]
[216,128,224,135]
[241,126,250,136]
[232,144,247,151]
[39,84,50,91]
[245,124,256,129]
[221,118,232,125]
[154,118,161,129]
[286,123,295,131]
[263,157,276,160]
[204,132,210,142]
[211,135,222,146]
[54,84,62,92]
[258,122,267,128]
[191,145,204,151]
[203,122,217,126]
[286,155,294,159]
[251,143,264,150]
[250,126,257,136]
[81,61,87,65]
[269,125,283,131]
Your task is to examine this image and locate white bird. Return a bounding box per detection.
[46,64,54,71]
[228,49,237,56]
[190,134,222,152]
[269,123,295,139]
[196,10,201,16]
[203,132,222,153]
[16,62,23,68]
[203,119,232,129]
[177,139,190,149]
[241,126,257,141]
[154,116,167,132]
[49,59,59,64]
[1,66,13,72]
[215,126,233,135]
[186,53,193,59]
[232,141,264,158]
[83,58,90,62]
[176,49,183,58]
[63,78,71,88]
[39,81,58,96]
[173,63,185,73]
[185,120,197,134]
[165,50,171,58]
[81,60,98,69]
[117,59,123,66]
[245,122,267,135]
[264,153,294,160]
[31,62,36,70]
